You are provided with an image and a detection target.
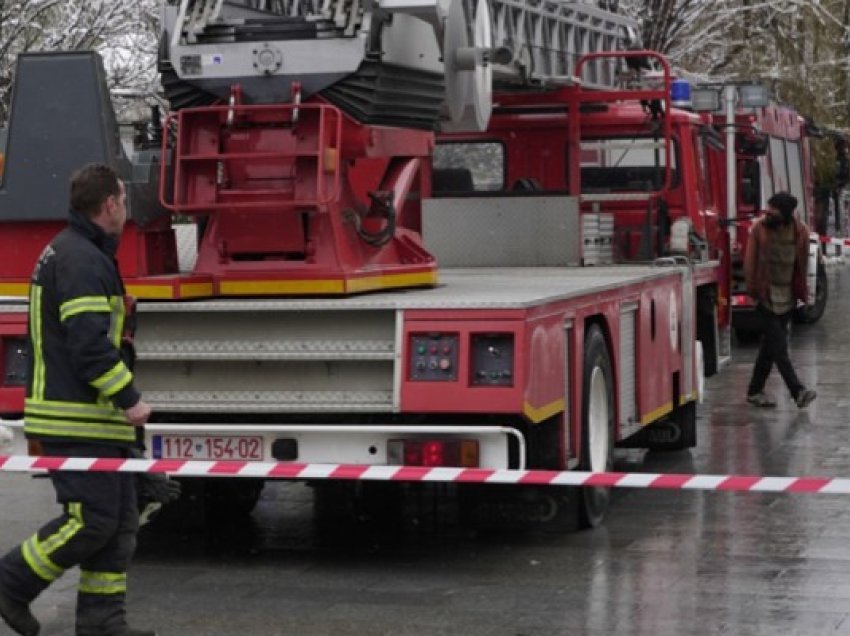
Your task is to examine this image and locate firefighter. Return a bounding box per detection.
[0,164,168,636]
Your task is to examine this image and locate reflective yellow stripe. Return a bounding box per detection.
[345,271,439,294]
[21,535,63,582]
[59,296,111,322]
[30,285,45,400]
[24,418,136,443]
[79,571,127,595]
[217,271,439,296]
[178,282,214,298]
[219,279,345,295]
[90,361,132,397]
[125,283,179,299]
[641,401,674,426]
[25,398,127,423]
[0,282,29,296]
[41,503,84,556]
[522,398,566,424]
[108,296,124,348]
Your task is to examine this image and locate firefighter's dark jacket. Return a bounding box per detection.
[24,209,140,446]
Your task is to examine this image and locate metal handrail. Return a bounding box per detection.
[159,102,343,214]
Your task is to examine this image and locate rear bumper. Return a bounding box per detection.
[144,423,521,471]
[1,420,521,471]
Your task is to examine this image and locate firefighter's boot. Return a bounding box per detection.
[76,628,157,636]
[76,590,157,636]
[0,586,40,636]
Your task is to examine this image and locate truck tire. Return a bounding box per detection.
[313,482,404,528]
[146,477,264,531]
[577,324,615,529]
[794,264,828,324]
[205,478,265,518]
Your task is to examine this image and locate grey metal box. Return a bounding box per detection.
[422,195,580,267]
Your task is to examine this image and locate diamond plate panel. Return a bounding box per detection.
[137,338,395,361]
[145,390,394,413]
[174,223,198,273]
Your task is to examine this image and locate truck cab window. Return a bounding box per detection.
[740,159,760,207]
[769,136,789,193]
[579,137,679,193]
[432,142,504,194]
[785,141,806,219]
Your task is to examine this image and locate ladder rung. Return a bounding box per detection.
[581,141,667,152]
[179,152,316,161]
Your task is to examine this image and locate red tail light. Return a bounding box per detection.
[388,439,479,468]
[732,294,754,307]
[422,441,443,466]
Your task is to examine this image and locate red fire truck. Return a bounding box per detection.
[0,0,742,529]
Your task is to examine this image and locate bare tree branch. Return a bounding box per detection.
[0,0,158,122]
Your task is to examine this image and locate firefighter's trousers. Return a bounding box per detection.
[0,442,139,636]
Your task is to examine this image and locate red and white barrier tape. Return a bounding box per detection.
[1,455,848,494]
[820,235,850,247]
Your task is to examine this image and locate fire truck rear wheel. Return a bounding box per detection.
[145,478,264,530]
[205,478,265,517]
[578,324,614,529]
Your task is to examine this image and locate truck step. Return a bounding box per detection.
[145,389,395,413]
[137,338,395,361]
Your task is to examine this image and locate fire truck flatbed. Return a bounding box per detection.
[111,264,708,312]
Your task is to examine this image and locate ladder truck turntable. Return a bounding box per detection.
[0,0,732,528]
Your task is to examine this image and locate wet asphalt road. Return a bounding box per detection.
[5,270,850,635]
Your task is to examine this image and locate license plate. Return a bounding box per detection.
[152,435,264,461]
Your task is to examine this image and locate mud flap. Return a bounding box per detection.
[617,402,697,451]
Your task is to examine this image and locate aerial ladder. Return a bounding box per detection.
[162,0,633,127]
[0,0,635,299]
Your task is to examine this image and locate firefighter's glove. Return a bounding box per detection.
[139,472,182,505]
[137,473,182,526]
[139,500,163,527]
[130,449,182,525]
